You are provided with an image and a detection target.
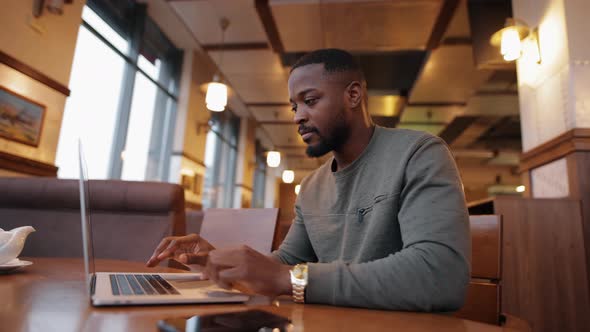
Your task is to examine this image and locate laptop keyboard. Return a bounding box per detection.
[109,274,180,296]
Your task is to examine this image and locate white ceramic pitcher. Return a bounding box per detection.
[0,226,35,265]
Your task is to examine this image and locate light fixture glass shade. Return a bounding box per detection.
[267,151,281,167]
[516,185,526,193]
[491,18,531,63]
[295,184,301,195]
[501,27,522,61]
[282,170,295,184]
[206,82,227,112]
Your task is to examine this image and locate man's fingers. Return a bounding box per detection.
[148,238,170,261]
[156,240,181,259]
[209,267,240,290]
[217,280,234,290]
[218,267,242,284]
[208,246,252,267]
[179,252,209,265]
[217,269,253,294]
[146,257,159,267]
[154,237,173,253]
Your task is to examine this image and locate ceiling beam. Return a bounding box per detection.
[255,0,285,54]
[441,36,472,46]
[451,116,504,149]
[202,42,269,51]
[426,0,460,50]
[439,116,479,145]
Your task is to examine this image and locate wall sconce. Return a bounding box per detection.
[294,184,301,195]
[266,151,281,168]
[33,0,72,18]
[282,170,295,184]
[205,17,230,112]
[490,18,541,64]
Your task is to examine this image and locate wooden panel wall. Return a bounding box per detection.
[566,151,590,279]
[495,197,590,332]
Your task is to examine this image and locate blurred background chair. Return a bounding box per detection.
[455,215,503,325]
[0,177,186,263]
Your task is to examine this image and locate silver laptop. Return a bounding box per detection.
[78,142,249,306]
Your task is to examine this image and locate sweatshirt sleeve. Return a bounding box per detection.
[305,137,471,311]
[271,201,318,266]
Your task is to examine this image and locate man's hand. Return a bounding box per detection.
[205,245,293,297]
[146,234,214,267]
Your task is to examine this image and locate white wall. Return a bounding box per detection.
[0,0,84,86]
[514,0,590,152]
[0,0,84,166]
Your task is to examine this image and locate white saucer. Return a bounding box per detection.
[0,258,33,274]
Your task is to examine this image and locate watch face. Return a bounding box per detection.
[291,264,308,282]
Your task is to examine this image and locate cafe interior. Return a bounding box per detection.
[0,0,589,331]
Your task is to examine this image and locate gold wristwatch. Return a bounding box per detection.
[289,264,308,303]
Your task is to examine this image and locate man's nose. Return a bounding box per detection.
[294,109,307,125]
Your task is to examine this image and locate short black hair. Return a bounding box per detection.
[291,48,363,78]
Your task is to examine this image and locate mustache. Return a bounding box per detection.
[298,125,318,135]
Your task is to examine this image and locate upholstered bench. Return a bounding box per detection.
[0,177,186,263]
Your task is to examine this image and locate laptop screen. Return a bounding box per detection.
[78,141,96,294]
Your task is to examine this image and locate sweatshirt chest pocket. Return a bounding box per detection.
[356,193,399,224]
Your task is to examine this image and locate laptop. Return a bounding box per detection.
[78,142,249,306]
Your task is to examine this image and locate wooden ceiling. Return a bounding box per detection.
[165,0,521,184]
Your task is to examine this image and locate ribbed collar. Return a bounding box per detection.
[331,125,382,180]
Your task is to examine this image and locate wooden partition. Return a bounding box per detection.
[469,197,590,332]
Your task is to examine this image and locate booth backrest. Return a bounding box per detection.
[455,215,502,325]
[0,177,186,263]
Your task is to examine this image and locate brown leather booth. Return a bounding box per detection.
[0,177,186,263]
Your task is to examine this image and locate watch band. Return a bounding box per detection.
[292,283,305,303]
[290,264,308,304]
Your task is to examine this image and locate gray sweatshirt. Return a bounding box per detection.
[273,126,470,311]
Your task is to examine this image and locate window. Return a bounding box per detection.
[252,141,267,208]
[55,6,127,179]
[56,1,181,181]
[202,111,240,208]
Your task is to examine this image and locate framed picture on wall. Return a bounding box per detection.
[181,174,193,191]
[0,85,46,147]
[192,173,202,196]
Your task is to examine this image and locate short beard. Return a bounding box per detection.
[306,116,350,158]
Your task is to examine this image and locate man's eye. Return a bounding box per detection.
[304,98,317,106]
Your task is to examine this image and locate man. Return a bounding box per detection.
[147,49,470,311]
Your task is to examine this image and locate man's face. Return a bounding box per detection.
[288,64,351,157]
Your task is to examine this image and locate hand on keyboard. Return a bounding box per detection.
[146,234,214,267]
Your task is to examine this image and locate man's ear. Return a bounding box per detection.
[345,81,363,109]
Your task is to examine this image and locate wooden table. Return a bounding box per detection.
[0,258,515,332]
